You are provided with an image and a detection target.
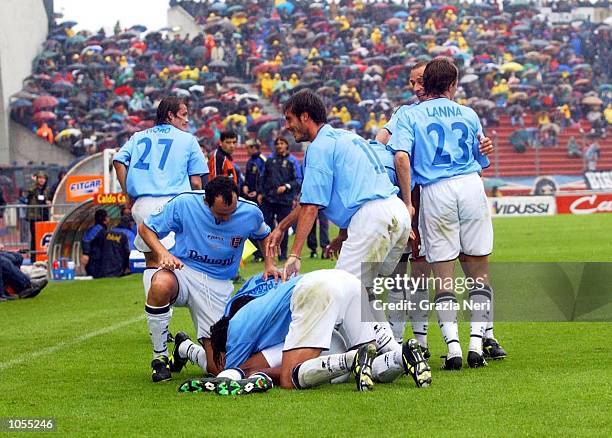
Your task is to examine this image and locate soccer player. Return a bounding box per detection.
[195,269,431,392]
[377,62,502,362]
[267,90,410,353]
[113,96,207,269]
[138,177,278,382]
[392,58,497,370]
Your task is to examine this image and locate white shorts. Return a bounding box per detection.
[132,196,175,252]
[420,172,493,263]
[283,270,375,352]
[262,330,348,368]
[335,196,411,288]
[147,265,233,339]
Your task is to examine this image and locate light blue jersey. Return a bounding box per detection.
[224,275,302,369]
[369,140,398,187]
[392,98,490,186]
[300,124,398,228]
[145,192,270,279]
[223,273,281,316]
[113,124,208,198]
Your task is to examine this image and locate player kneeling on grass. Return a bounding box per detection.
[138,177,278,382]
[176,270,431,394]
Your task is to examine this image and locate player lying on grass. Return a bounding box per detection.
[138,177,278,382]
[173,270,431,393]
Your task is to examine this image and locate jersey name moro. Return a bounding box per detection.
[188,250,234,266]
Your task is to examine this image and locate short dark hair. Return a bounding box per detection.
[274,136,289,146]
[205,176,239,206]
[209,295,256,368]
[282,89,327,124]
[423,58,458,97]
[220,130,237,142]
[94,208,108,225]
[411,60,428,71]
[155,96,187,125]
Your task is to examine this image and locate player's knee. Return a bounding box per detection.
[147,270,177,305]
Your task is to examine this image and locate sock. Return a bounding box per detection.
[145,304,171,359]
[409,288,430,349]
[387,287,407,343]
[372,350,404,383]
[372,322,402,354]
[485,287,495,340]
[468,286,492,354]
[294,351,357,389]
[178,339,208,373]
[218,368,244,380]
[435,293,462,358]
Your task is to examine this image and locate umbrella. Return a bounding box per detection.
[346,120,362,130]
[56,128,82,142]
[460,74,479,84]
[394,11,409,18]
[474,100,496,110]
[586,111,602,123]
[508,92,528,102]
[541,123,560,134]
[33,95,59,110]
[10,98,32,109]
[189,85,205,94]
[582,96,603,105]
[257,120,281,141]
[32,111,57,122]
[210,2,227,12]
[171,88,190,97]
[529,39,548,48]
[130,24,147,33]
[66,34,87,45]
[191,46,206,59]
[59,20,78,28]
[573,64,592,71]
[174,79,196,89]
[385,18,402,27]
[103,48,122,56]
[248,115,279,132]
[51,81,74,92]
[500,62,524,73]
[209,60,229,69]
[81,45,103,55]
[87,109,109,119]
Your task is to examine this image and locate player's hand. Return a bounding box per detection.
[159,252,183,270]
[478,134,494,156]
[277,185,287,194]
[266,228,284,258]
[257,194,263,205]
[263,263,281,281]
[405,203,415,220]
[282,255,301,281]
[324,237,344,259]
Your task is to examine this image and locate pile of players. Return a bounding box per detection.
[113,57,506,395]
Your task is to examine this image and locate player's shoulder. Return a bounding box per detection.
[167,190,205,205]
[237,197,261,212]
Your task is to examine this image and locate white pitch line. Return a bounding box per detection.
[0,315,145,371]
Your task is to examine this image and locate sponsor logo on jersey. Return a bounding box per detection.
[207,234,224,241]
[188,250,234,266]
[230,236,243,248]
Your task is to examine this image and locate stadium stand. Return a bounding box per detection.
[7,0,611,178]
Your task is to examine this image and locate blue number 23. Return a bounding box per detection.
[427,122,470,166]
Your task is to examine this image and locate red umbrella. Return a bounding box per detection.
[441,5,458,13]
[251,63,279,75]
[33,95,59,110]
[114,85,134,97]
[168,64,184,73]
[32,111,57,122]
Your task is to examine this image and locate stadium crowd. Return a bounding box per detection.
[8,0,610,162]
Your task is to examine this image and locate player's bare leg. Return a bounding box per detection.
[431,259,463,370]
[145,270,178,382]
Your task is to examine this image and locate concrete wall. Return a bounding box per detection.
[0,0,50,165]
[167,5,202,39]
[10,120,72,166]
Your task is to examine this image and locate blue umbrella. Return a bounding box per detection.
[210,2,227,12]
[276,2,295,14]
[558,64,572,74]
[394,11,409,18]
[346,120,362,129]
[10,98,32,109]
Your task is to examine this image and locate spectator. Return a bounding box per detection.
[49,168,67,200]
[80,208,109,277]
[258,136,301,261]
[36,122,54,143]
[567,136,582,158]
[208,130,238,185]
[0,246,48,300]
[242,139,266,203]
[26,171,51,262]
[584,139,601,171]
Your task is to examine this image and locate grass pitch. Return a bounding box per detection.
[1,214,611,436]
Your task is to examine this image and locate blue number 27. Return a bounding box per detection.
[134,137,173,171]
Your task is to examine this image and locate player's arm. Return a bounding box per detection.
[283,204,319,279]
[138,223,183,270]
[394,152,413,214]
[375,128,391,145]
[113,161,128,195]
[266,205,300,257]
[189,174,202,190]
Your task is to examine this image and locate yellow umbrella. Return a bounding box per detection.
[500,61,524,73]
[56,128,81,141]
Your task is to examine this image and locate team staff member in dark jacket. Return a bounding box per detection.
[98,218,131,278]
[242,139,266,203]
[81,209,109,277]
[258,136,301,261]
[26,171,51,261]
